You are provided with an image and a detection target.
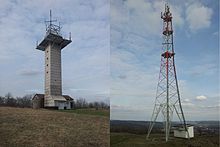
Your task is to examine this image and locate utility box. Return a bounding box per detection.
[174,126,194,138]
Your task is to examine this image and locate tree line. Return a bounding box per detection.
[0,93,32,108]
[74,98,110,110]
[0,93,110,109]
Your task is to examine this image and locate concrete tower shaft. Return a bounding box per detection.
[45,43,62,96]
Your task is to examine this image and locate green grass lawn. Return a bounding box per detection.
[58,108,110,117]
[110,132,219,147]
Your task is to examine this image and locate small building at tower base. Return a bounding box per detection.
[173,125,194,139]
[32,94,74,110]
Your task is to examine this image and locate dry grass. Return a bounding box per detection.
[110,132,219,147]
[0,107,109,147]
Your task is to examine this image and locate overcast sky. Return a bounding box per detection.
[0,0,219,121]
[110,0,219,121]
[0,0,109,103]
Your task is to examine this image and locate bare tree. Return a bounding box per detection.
[75,98,88,109]
[5,92,12,99]
[0,93,32,108]
[74,98,109,110]
[17,94,32,108]
[93,101,100,110]
[0,96,5,106]
[5,92,17,107]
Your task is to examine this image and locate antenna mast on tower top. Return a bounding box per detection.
[36,9,72,51]
[45,9,61,36]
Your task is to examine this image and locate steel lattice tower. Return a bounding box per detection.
[146,3,188,142]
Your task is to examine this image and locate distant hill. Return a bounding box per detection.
[110,120,219,134]
[110,120,163,134]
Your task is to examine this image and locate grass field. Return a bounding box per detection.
[0,107,109,147]
[59,108,109,117]
[110,132,219,147]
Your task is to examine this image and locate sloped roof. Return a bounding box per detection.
[32,94,44,100]
[32,94,73,101]
[63,95,73,101]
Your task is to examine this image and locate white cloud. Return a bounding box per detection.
[196,95,207,100]
[212,31,218,36]
[187,63,217,76]
[186,2,213,31]
[111,49,158,97]
[183,98,190,102]
[25,89,41,94]
[111,0,160,37]
[182,102,195,107]
[18,69,42,76]
[182,98,195,108]
[172,7,184,27]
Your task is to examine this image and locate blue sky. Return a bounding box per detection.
[0,0,109,103]
[110,0,219,121]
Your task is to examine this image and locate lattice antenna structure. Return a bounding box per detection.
[146,3,189,142]
[44,10,61,36]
